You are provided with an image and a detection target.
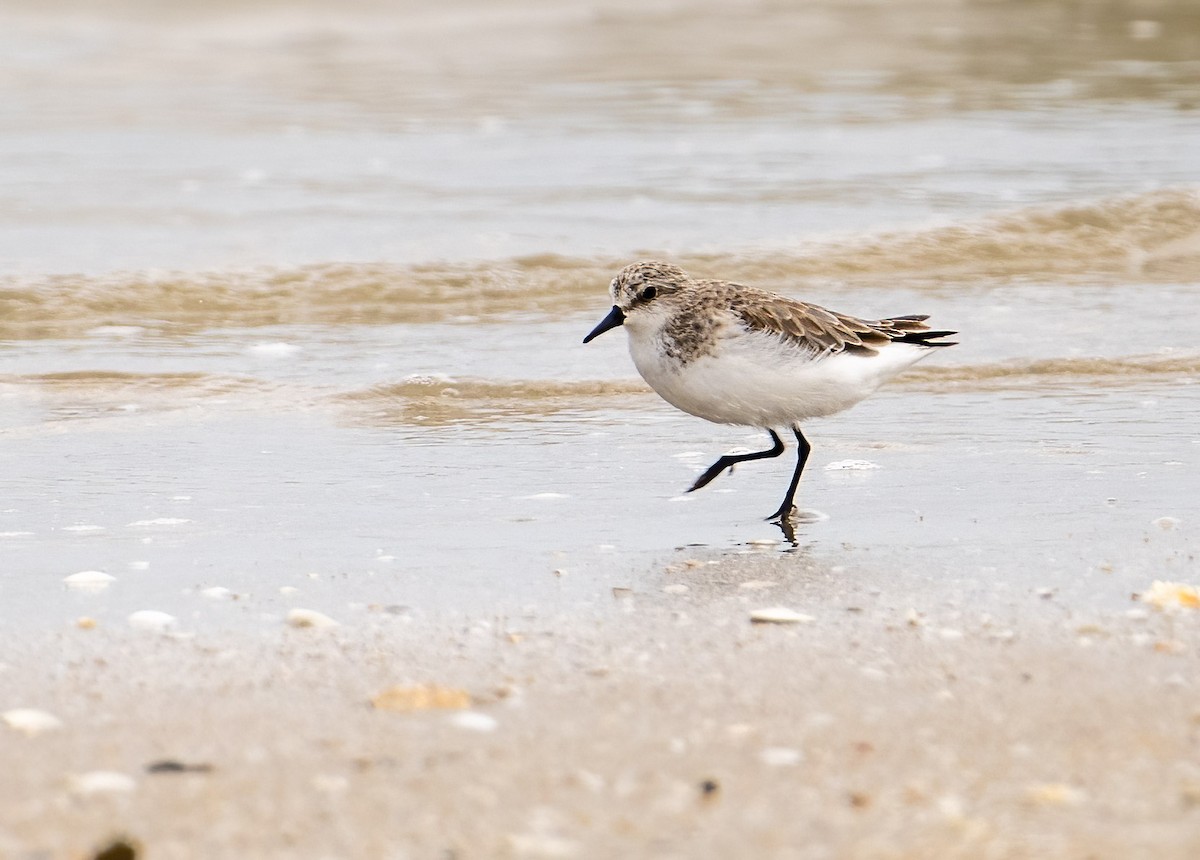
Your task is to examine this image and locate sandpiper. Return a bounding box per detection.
[583,261,957,523]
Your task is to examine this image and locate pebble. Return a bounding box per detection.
[662,584,689,595]
[286,608,338,629]
[63,570,116,590]
[1152,516,1180,530]
[2,708,63,736]
[68,770,137,796]
[127,610,178,633]
[200,587,234,600]
[750,607,814,624]
[127,517,190,527]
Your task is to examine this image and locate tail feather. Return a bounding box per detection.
[896,328,958,347]
[877,314,958,348]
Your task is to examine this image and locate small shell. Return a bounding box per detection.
[371,685,470,712]
[1140,581,1200,611]
[449,711,498,733]
[127,610,178,632]
[69,771,137,795]
[749,607,814,624]
[760,747,804,767]
[286,608,338,629]
[2,708,63,736]
[1025,782,1086,806]
[63,570,116,590]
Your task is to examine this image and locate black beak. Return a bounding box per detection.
[582,305,626,343]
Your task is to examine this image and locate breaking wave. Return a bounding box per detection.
[1,188,1197,339]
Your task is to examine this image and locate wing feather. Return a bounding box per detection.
[728,287,952,356]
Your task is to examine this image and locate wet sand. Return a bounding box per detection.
[4,552,1200,858]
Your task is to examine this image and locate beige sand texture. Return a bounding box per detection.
[3,554,1199,859]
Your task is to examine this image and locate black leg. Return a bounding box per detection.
[766,426,811,522]
[686,430,785,494]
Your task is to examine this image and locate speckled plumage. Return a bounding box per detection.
[583,260,957,525]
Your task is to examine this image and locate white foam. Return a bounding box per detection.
[247,342,300,357]
[825,459,881,471]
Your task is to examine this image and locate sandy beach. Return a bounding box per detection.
[3,0,1200,856]
[5,550,1200,858]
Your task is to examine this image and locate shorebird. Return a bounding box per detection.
[583,260,956,524]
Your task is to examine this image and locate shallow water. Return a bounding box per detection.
[2,0,1199,635]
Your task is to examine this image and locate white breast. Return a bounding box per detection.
[628,324,932,428]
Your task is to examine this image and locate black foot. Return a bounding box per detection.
[685,430,785,494]
[686,460,736,494]
[765,503,796,524]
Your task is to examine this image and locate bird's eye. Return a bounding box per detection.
[639,286,657,302]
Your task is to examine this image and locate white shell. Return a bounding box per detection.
[2,708,63,736]
[749,607,815,624]
[127,610,178,632]
[286,608,339,629]
[63,570,116,590]
[69,771,137,795]
[449,711,498,733]
[760,747,804,767]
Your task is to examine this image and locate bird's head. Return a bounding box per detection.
[582,261,689,343]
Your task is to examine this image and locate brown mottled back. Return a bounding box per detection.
[727,285,948,356]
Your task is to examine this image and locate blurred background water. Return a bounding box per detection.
[1,0,1198,632]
